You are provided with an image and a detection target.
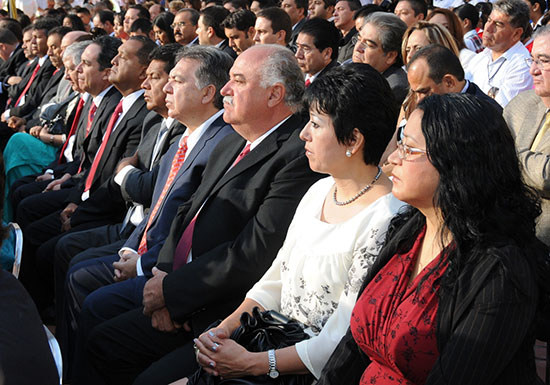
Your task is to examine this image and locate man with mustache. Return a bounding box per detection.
[173,8,200,46]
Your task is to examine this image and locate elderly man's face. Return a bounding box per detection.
[109,39,147,89]
[356,22,394,73]
[530,34,550,99]
[220,49,272,133]
[482,10,523,54]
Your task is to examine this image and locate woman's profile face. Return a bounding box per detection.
[300,107,349,175]
[406,29,430,64]
[388,109,439,209]
[153,25,170,44]
[429,13,450,30]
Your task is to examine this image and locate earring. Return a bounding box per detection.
[345,149,352,158]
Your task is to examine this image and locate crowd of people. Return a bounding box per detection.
[0,0,548,384]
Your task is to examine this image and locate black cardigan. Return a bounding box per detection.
[317,242,543,385]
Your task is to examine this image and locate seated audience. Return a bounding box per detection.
[505,26,550,246]
[334,0,361,63]
[455,3,484,53]
[318,92,547,385]
[281,0,307,50]
[253,7,292,46]
[354,12,408,104]
[197,6,237,58]
[173,8,200,46]
[465,0,532,107]
[85,44,321,385]
[394,0,427,27]
[153,12,176,44]
[295,18,340,86]
[427,7,476,68]
[221,9,256,55]
[186,62,405,384]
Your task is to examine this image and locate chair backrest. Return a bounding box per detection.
[43,325,63,384]
[8,222,22,279]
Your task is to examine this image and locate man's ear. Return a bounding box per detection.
[267,83,285,107]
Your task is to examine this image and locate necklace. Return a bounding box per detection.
[333,166,382,206]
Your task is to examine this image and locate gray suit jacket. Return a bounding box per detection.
[504,89,550,245]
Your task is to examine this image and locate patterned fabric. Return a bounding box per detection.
[351,227,448,384]
[468,32,484,54]
[246,177,405,378]
[137,136,188,255]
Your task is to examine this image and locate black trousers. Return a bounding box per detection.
[87,307,198,385]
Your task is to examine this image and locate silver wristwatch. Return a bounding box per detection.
[267,349,280,379]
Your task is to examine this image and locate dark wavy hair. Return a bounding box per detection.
[153,12,175,44]
[380,93,544,293]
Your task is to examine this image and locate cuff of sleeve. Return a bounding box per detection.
[114,165,136,186]
[3,110,9,120]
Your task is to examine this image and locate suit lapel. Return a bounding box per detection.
[522,99,547,149]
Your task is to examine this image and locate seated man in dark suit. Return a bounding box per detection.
[354,12,408,104]
[334,0,361,63]
[295,18,340,86]
[87,44,322,385]
[197,6,237,59]
[63,45,235,385]
[16,36,156,315]
[0,28,26,98]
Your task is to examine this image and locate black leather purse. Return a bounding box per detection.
[187,307,315,385]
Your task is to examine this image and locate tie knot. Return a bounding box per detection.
[113,100,123,116]
[240,143,251,157]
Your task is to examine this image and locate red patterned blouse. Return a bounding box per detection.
[351,227,448,384]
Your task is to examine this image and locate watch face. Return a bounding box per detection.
[269,370,280,379]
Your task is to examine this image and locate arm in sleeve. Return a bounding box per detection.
[163,154,320,322]
[516,148,550,197]
[295,208,396,378]
[425,252,538,385]
[495,60,533,107]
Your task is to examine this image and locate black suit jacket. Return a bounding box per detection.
[465,80,503,113]
[56,87,122,179]
[0,45,26,84]
[156,113,323,334]
[318,234,542,384]
[289,17,306,52]
[218,39,237,59]
[66,93,148,204]
[12,68,65,124]
[7,57,56,113]
[315,59,339,82]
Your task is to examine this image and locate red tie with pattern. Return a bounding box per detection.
[58,97,85,164]
[14,63,40,107]
[305,78,311,88]
[137,136,189,255]
[86,102,97,136]
[83,100,123,193]
[172,143,252,270]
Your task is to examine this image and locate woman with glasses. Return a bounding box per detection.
[317,93,547,385]
[180,64,405,385]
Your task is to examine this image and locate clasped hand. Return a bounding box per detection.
[194,327,257,378]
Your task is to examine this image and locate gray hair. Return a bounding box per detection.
[176,45,234,109]
[364,12,407,55]
[534,24,550,40]
[62,40,93,65]
[493,0,530,31]
[257,45,304,110]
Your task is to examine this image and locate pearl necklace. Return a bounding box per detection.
[333,167,382,206]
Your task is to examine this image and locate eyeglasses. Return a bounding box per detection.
[171,21,188,29]
[525,56,550,71]
[396,140,426,160]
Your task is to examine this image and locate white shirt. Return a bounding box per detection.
[465,41,533,107]
[246,177,405,378]
[118,109,225,276]
[81,89,144,201]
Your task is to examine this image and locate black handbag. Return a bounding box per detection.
[187,307,315,385]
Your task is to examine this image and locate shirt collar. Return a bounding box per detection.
[247,115,291,151]
[92,85,113,107]
[179,109,224,150]
[120,89,145,114]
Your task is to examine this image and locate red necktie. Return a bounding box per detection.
[86,102,97,136]
[172,143,251,270]
[137,136,189,255]
[83,100,123,192]
[14,63,40,107]
[58,97,85,164]
[305,78,311,88]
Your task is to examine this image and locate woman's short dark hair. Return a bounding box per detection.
[153,12,175,43]
[303,63,398,165]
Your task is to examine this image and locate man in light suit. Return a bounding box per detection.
[87,44,322,385]
[504,26,550,246]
